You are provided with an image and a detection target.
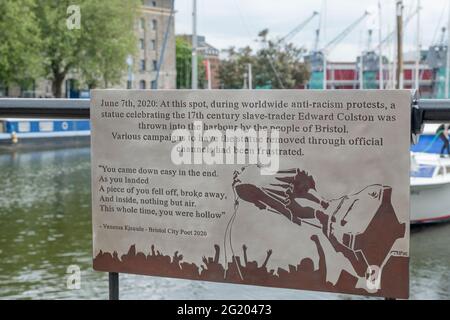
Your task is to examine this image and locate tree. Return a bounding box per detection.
[34,0,140,97]
[219,29,310,89]
[176,37,206,89]
[0,0,41,90]
[219,46,254,89]
[80,0,140,89]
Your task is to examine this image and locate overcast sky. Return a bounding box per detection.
[175,0,450,61]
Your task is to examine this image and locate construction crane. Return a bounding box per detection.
[324,11,369,53]
[278,11,319,44]
[372,6,420,51]
[313,29,321,52]
[306,11,370,89]
[439,27,447,46]
[324,11,370,89]
[426,26,449,98]
[265,11,319,88]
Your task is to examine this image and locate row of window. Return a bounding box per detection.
[140,18,157,31]
[138,80,157,89]
[139,39,156,50]
[139,59,158,72]
[16,121,55,133]
[127,80,156,89]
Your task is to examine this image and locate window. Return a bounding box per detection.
[152,1,157,6]
[139,80,146,89]
[150,39,156,50]
[39,122,54,132]
[140,18,145,30]
[140,59,146,71]
[151,80,157,89]
[151,19,157,30]
[18,122,30,133]
[139,39,145,50]
[153,60,158,71]
[127,80,132,89]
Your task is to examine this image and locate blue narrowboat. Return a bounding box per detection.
[0,118,90,148]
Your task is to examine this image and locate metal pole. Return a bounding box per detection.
[418,99,450,122]
[445,0,450,98]
[248,63,253,90]
[0,98,89,118]
[415,0,421,91]
[322,0,327,90]
[323,51,327,89]
[207,59,212,90]
[378,0,384,89]
[154,0,175,89]
[191,0,198,90]
[396,0,404,89]
[1,97,450,126]
[360,53,364,89]
[109,272,119,300]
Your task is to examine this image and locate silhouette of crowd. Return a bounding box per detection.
[93,235,347,291]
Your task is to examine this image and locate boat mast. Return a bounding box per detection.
[322,0,327,90]
[396,0,404,89]
[378,0,383,89]
[192,0,198,90]
[415,0,421,91]
[446,0,450,98]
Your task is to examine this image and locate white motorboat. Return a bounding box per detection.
[411,152,450,224]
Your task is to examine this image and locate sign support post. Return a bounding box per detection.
[109,272,119,300]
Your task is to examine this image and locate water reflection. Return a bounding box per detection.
[0,147,448,299]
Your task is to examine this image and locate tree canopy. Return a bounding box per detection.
[0,0,140,97]
[219,29,310,89]
[0,0,42,89]
[176,37,206,89]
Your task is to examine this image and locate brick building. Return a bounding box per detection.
[1,0,176,98]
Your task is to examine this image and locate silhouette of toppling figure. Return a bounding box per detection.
[234,169,329,225]
[232,166,406,283]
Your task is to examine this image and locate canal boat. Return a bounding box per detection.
[0,118,90,150]
[411,152,450,224]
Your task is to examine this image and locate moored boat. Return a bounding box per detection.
[0,118,90,150]
[411,152,450,224]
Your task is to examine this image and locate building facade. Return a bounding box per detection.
[308,54,434,97]
[125,0,176,91]
[1,0,176,98]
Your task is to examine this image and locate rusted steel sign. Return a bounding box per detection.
[91,90,410,298]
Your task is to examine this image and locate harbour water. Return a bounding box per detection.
[0,147,449,300]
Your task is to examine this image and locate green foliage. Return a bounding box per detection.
[80,0,140,89]
[34,0,83,97]
[219,46,254,89]
[219,29,310,89]
[0,0,42,88]
[0,0,140,97]
[35,0,140,96]
[176,37,206,89]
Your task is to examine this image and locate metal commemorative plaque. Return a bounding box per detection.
[91,89,410,298]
